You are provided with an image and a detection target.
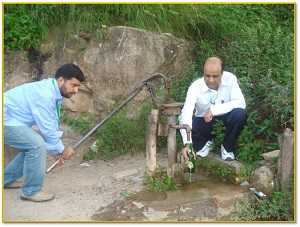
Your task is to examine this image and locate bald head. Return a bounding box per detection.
[204,57,223,72]
[203,57,223,90]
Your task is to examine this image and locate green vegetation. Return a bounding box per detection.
[211,119,225,155]
[61,109,96,135]
[232,191,293,221]
[5,4,293,144]
[196,157,235,180]
[83,102,152,161]
[5,4,294,221]
[144,168,177,192]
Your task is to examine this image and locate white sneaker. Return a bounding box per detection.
[196,141,213,157]
[221,145,235,161]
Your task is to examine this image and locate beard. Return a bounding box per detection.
[60,87,75,98]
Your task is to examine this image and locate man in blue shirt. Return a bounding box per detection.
[4,63,85,202]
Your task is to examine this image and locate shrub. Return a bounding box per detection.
[83,103,152,160]
[232,191,293,221]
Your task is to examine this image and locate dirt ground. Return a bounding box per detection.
[3,124,164,222]
[3,148,163,222]
[3,125,249,222]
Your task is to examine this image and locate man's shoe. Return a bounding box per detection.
[221,145,235,161]
[196,141,213,157]
[20,190,55,202]
[4,180,22,189]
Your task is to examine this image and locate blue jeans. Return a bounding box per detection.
[4,126,47,196]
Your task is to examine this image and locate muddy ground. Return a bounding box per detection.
[3,125,250,222]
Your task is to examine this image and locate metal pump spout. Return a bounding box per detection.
[169,124,191,142]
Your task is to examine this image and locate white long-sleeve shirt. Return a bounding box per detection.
[179,71,246,145]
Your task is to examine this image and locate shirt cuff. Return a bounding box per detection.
[180,129,193,145]
[46,140,65,155]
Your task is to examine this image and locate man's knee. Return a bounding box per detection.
[229,108,246,124]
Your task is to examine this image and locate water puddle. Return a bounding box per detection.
[91,171,249,221]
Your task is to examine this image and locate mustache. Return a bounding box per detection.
[62,92,76,98]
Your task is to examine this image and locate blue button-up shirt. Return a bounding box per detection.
[4,78,64,154]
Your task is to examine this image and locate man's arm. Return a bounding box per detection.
[179,84,197,145]
[30,96,64,155]
[210,76,246,116]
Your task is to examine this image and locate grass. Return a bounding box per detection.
[61,109,96,135]
[83,102,152,161]
[231,191,293,221]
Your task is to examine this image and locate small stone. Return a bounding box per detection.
[80,162,90,167]
[262,150,280,161]
[106,163,114,167]
[132,201,144,209]
[240,181,250,187]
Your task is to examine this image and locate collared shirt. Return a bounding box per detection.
[4,78,64,154]
[179,71,246,145]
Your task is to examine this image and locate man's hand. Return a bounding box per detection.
[62,146,75,160]
[56,146,75,166]
[182,145,189,161]
[204,109,213,123]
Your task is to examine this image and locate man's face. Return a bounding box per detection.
[203,63,222,90]
[57,77,81,98]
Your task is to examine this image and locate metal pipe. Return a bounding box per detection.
[46,73,169,173]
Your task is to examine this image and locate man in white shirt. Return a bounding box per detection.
[180,57,246,161]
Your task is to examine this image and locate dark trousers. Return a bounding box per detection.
[192,108,246,154]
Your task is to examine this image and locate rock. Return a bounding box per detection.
[4,51,33,90]
[240,181,250,187]
[63,89,95,113]
[5,25,193,118]
[262,150,280,161]
[132,201,144,209]
[197,153,246,184]
[80,162,91,167]
[250,166,274,195]
[40,41,55,56]
[41,25,193,116]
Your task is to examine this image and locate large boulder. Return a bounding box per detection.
[4,51,33,90]
[42,26,194,116]
[5,26,193,117]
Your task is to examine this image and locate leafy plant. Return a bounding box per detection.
[145,169,177,192]
[211,119,225,154]
[232,191,293,221]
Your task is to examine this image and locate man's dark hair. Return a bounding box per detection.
[55,64,85,82]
